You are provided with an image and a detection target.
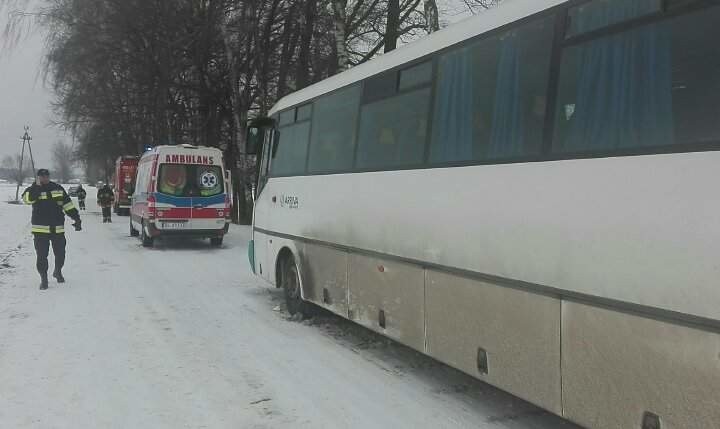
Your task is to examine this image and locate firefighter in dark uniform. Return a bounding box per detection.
[76,185,87,210]
[97,184,115,223]
[23,169,82,290]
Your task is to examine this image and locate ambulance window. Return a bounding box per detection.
[158,164,187,196]
[158,164,224,197]
[196,166,223,197]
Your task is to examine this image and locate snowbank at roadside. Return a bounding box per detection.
[0,184,32,262]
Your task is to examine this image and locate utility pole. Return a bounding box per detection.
[13,126,35,203]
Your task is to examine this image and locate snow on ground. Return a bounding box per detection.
[0,183,578,429]
[1,184,36,272]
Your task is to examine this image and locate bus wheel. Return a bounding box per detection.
[141,221,154,248]
[281,256,310,318]
[129,218,139,237]
[210,236,223,247]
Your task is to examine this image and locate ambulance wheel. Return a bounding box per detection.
[210,237,223,247]
[141,221,154,247]
[281,255,310,318]
[129,219,139,237]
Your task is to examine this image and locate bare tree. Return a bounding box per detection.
[462,0,502,15]
[1,154,31,185]
[4,0,463,222]
[52,141,74,183]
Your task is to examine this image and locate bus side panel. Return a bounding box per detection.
[252,231,270,280]
[300,243,349,317]
[562,302,720,429]
[425,271,562,415]
[348,254,425,352]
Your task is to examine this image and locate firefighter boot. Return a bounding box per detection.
[39,273,49,290]
[53,269,65,283]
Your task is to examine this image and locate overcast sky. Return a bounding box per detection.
[0,21,71,172]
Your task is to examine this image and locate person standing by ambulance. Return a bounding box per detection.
[76,184,87,210]
[97,183,115,223]
[22,169,82,290]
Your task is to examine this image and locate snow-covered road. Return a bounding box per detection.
[0,185,578,429]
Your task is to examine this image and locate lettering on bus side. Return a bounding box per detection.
[279,194,299,209]
[164,155,215,165]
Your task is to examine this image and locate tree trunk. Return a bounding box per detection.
[296,0,317,89]
[384,0,400,53]
[332,0,349,72]
[424,0,440,33]
[219,16,252,224]
[277,5,297,98]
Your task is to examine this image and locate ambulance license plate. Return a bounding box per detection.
[161,221,187,229]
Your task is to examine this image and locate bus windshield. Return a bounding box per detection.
[157,164,224,197]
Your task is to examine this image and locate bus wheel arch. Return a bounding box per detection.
[275,247,311,317]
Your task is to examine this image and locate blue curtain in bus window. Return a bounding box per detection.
[567,0,661,37]
[488,32,524,158]
[559,19,674,152]
[430,48,474,163]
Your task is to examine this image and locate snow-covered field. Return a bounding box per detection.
[0,183,577,429]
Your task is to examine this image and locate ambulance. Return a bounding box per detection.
[130,145,231,247]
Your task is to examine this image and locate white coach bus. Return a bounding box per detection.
[246,0,720,427]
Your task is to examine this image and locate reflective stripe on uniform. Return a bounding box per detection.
[51,191,64,198]
[63,202,76,212]
[23,192,35,204]
[38,193,49,200]
[31,225,64,234]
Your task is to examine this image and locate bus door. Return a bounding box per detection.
[255,128,275,280]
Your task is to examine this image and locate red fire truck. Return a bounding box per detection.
[113,156,139,215]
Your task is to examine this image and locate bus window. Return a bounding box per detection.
[363,72,397,103]
[296,104,313,122]
[308,85,361,173]
[399,62,432,91]
[257,128,273,193]
[270,121,311,176]
[566,0,661,38]
[355,87,431,170]
[429,15,554,164]
[279,109,295,126]
[553,6,720,153]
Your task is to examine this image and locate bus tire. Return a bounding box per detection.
[141,221,154,247]
[281,255,311,318]
[130,218,139,237]
[210,237,223,247]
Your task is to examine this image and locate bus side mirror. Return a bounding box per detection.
[246,117,275,155]
[246,126,262,155]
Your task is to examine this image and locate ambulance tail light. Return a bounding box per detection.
[147,194,157,219]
